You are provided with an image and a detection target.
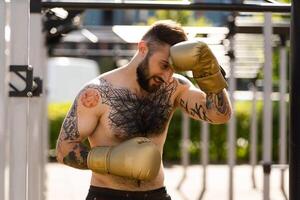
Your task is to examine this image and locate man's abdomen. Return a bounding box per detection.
[90,166,165,191]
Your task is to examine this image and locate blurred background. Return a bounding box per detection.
[45,0,290,165]
[0,0,292,200]
[43,1,290,199]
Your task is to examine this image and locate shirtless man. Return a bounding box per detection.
[56,20,232,200]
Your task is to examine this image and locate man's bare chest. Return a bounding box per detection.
[96,78,177,138]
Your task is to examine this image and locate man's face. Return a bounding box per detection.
[137,45,174,93]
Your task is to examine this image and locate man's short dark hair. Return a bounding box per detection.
[142,20,187,55]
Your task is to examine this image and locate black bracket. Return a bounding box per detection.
[262,162,273,175]
[9,65,43,97]
[30,0,41,13]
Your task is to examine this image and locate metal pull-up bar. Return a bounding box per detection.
[41,1,290,12]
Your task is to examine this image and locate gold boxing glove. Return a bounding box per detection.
[169,40,228,93]
[87,137,161,181]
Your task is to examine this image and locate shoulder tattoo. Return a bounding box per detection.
[80,88,100,108]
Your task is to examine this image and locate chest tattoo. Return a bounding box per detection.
[97,78,177,138]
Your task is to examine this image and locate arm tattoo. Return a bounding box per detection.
[180,99,212,122]
[80,88,100,108]
[206,91,229,115]
[63,142,89,169]
[179,91,229,122]
[62,102,80,141]
[59,92,90,169]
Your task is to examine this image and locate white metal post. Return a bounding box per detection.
[228,35,236,200]
[279,41,287,166]
[177,113,190,189]
[8,1,30,200]
[182,113,190,169]
[0,1,8,200]
[279,38,288,200]
[263,12,273,200]
[29,5,46,200]
[250,82,258,189]
[40,43,48,200]
[199,121,209,199]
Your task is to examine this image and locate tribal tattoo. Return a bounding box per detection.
[179,99,212,122]
[62,102,80,141]
[179,90,229,123]
[62,142,89,169]
[58,90,90,169]
[98,78,177,138]
[206,91,229,115]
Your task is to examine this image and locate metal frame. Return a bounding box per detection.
[262,12,273,200]
[250,80,258,189]
[235,24,289,36]
[290,1,300,200]
[1,1,298,200]
[5,1,46,200]
[228,36,237,200]
[28,5,47,200]
[39,1,297,200]
[41,1,290,12]
[177,113,190,190]
[0,1,8,200]
[279,35,288,200]
[199,122,209,200]
[8,1,31,200]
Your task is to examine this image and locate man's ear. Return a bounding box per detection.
[138,40,148,56]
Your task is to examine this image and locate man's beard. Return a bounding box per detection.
[136,55,160,93]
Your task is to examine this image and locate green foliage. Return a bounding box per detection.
[48,102,72,150]
[48,100,286,164]
[164,100,284,164]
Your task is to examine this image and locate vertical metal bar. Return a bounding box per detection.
[279,39,287,166]
[198,121,209,200]
[0,1,8,200]
[8,0,30,200]
[29,4,45,200]
[40,47,48,200]
[278,42,287,200]
[177,113,190,189]
[182,113,190,169]
[228,33,236,200]
[250,82,257,189]
[290,1,300,200]
[278,38,288,200]
[263,12,273,200]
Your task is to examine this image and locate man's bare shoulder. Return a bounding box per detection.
[171,73,204,106]
[75,77,109,110]
[172,73,195,89]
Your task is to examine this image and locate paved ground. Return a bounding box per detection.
[46,163,289,200]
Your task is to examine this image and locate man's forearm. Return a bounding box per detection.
[62,142,89,169]
[179,89,231,123]
[206,90,231,114]
[205,89,231,122]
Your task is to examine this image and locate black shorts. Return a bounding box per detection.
[86,185,172,200]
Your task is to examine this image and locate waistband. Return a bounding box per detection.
[88,185,168,198]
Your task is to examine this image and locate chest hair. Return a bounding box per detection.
[97,78,177,138]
